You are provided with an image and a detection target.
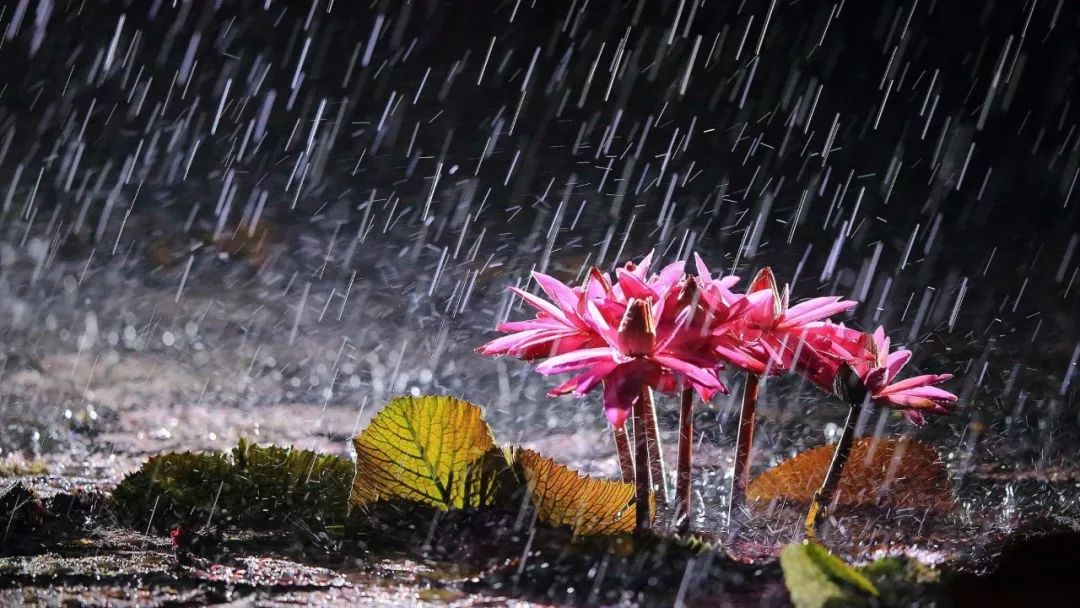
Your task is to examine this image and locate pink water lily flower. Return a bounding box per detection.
[694,260,859,378]
[477,252,959,534]
[820,327,958,425]
[476,271,604,361]
[782,321,867,389]
[479,254,733,427]
[537,278,726,427]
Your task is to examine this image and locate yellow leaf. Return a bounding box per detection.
[511,448,647,537]
[748,437,954,512]
[350,395,504,510]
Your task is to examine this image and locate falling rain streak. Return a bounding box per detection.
[0,0,1079,603]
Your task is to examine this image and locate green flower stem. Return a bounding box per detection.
[805,399,864,538]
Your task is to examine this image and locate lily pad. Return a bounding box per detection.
[748,437,954,512]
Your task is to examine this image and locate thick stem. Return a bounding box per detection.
[612,423,635,483]
[728,373,761,520]
[643,388,668,505]
[675,387,694,530]
[633,390,653,531]
[805,400,864,537]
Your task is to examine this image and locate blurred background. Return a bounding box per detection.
[0,0,1077,525]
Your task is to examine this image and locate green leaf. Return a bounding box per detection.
[780,542,878,608]
[350,395,512,510]
[111,395,654,543]
[348,395,645,537]
[858,556,941,605]
[509,447,645,537]
[805,543,878,596]
[110,439,353,530]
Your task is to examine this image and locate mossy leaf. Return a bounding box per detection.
[110,450,232,529]
[780,542,877,608]
[110,439,353,530]
[510,447,646,537]
[350,395,508,510]
[749,437,953,512]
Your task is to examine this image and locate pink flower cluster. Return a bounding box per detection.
[478,253,957,427]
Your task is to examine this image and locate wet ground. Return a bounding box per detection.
[3,1,1080,605]
[2,325,1080,605]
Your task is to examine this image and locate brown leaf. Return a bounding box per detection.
[748,437,954,512]
[511,448,648,536]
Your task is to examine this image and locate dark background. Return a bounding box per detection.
[0,0,1078,478]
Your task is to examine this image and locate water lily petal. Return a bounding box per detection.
[602,362,657,426]
[876,393,950,412]
[496,318,567,333]
[879,373,953,395]
[887,385,958,402]
[515,332,594,360]
[572,360,619,395]
[629,251,654,279]
[717,275,741,290]
[693,252,713,281]
[651,354,722,393]
[509,286,570,325]
[778,297,857,329]
[476,329,552,356]
[863,366,888,393]
[546,359,619,397]
[584,300,619,346]
[615,268,654,300]
[714,341,768,374]
[884,349,912,383]
[535,347,614,375]
[652,261,687,292]
[532,272,580,318]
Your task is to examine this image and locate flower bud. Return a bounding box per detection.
[833,362,869,405]
[617,298,656,356]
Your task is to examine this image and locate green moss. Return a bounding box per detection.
[110,439,353,531]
